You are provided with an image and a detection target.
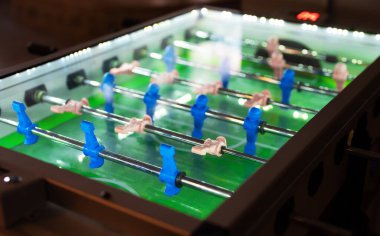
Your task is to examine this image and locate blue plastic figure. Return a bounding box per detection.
[243,107,262,156]
[101,73,116,113]
[143,83,160,121]
[191,95,209,139]
[159,144,181,196]
[12,101,38,145]
[279,69,295,105]
[163,45,177,72]
[219,57,231,89]
[81,121,105,169]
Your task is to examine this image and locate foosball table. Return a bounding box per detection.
[1,7,380,235]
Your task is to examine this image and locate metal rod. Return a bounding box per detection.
[149,52,339,97]
[189,29,369,68]
[221,147,266,163]
[173,77,318,114]
[296,82,338,96]
[0,117,233,198]
[83,80,296,138]
[269,100,318,114]
[345,147,380,160]
[264,124,296,138]
[243,54,327,77]
[42,94,131,125]
[144,124,202,146]
[175,39,332,79]
[145,126,266,164]
[42,93,267,164]
[0,117,18,127]
[181,177,232,198]
[231,70,338,96]
[242,54,357,81]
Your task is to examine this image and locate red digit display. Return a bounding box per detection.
[296,11,320,22]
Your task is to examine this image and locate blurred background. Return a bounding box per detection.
[1,0,379,71]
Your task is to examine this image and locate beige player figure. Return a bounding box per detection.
[194,81,223,95]
[50,98,89,115]
[110,61,139,75]
[267,51,286,80]
[191,136,227,157]
[244,90,272,108]
[266,36,279,55]
[332,62,349,92]
[115,115,152,135]
[150,70,178,85]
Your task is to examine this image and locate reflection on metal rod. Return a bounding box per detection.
[269,100,318,114]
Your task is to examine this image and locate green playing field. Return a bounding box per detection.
[1,30,364,219]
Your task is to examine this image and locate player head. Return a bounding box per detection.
[81,120,95,133]
[333,62,349,81]
[160,143,175,158]
[262,89,271,97]
[222,57,230,67]
[267,36,279,45]
[267,36,279,54]
[282,69,295,83]
[334,62,348,72]
[147,83,160,95]
[220,57,231,74]
[247,107,262,120]
[12,101,27,113]
[195,94,208,107]
[101,73,116,89]
[271,51,283,61]
[164,45,176,59]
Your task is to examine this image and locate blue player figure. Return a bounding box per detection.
[191,94,209,139]
[219,57,231,89]
[159,144,180,196]
[279,69,295,105]
[81,121,105,169]
[12,101,38,145]
[163,45,177,72]
[143,83,160,121]
[243,107,262,156]
[101,73,116,113]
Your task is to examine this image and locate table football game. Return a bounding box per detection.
[1,7,380,235]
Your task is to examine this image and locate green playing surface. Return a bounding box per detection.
[1,30,366,220]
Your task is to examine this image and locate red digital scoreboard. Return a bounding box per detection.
[296,11,321,22]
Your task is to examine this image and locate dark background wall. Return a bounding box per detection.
[0,0,379,72]
[0,0,240,72]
